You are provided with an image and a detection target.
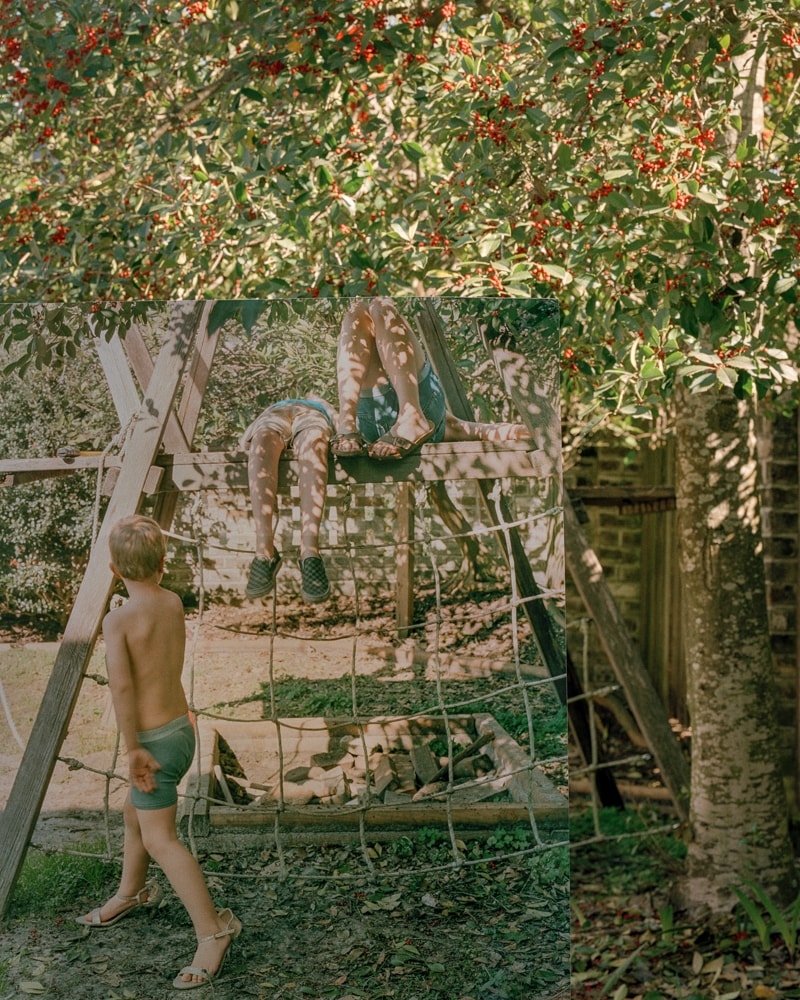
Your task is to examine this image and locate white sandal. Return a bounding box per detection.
[173,908,242,990]
[76,880,163,928]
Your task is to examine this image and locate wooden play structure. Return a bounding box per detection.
[0,299,567,916]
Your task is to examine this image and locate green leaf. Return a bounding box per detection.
[715,365,736,388]
[207,301,242,336]
[239,300,266,334]
[774,275,797,295]
[640,359,662,380]
[400,141,425,164]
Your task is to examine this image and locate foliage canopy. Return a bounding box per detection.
[0,0,798,427]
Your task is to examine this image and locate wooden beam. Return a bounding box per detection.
[93,329,142,429]
[151,300,217,528]
[0,455,120,477]
[121,322,192,453]
[159,441,548,492]
[0,302,205,920]
[566,651,625,809]
[0,442,545,495]
[571,485,676,515]
[563,492,690,819]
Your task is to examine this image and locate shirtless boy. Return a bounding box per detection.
[76,515,241,991]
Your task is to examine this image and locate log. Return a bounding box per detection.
[409,744,440,784]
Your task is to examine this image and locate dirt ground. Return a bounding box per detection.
[0,597,569,1000]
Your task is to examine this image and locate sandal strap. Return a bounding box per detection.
[176,965,211,982]
[197,925,236,944]
[115,880,157,905]
[114,890,144,904]
[197,909,241,944]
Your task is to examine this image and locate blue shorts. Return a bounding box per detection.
[130,714,195,811]
[356,361,447,443]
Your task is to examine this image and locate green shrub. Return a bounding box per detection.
[0,350,116,623]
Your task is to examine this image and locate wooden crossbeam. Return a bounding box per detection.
[1,441,546,492]
[163,441,547,491]
[0,303,207,920]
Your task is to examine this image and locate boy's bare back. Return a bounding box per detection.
[103,581,188,734]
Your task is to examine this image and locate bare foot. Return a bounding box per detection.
[485,422,532,443]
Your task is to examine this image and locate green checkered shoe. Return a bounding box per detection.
[300,556,330,603]
[245,551,282,599]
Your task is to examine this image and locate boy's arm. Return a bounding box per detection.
[103,611,161,793]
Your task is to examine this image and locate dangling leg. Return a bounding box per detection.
[77,794,157,926]
[293,424,332,602]
[247,426,284,560]
[245,426,284,598]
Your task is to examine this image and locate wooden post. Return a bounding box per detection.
[417,300,567,704]
[396,483,415,638]
[564,492,690,819]
[0,302,205,919]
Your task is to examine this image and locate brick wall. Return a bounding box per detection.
[565,442,645,675]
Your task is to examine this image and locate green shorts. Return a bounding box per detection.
[130,714,195,811]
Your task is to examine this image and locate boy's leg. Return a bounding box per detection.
[367,297,433,456]
[77,794,154,924]
[293,425,332,602]
[137,805,234,985]
[292,426,329,560]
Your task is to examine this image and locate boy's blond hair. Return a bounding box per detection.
[109,515,166,581]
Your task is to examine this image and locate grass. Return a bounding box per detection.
[571,805,686,891]
[8,843,113,919]
[2,833,570,1000]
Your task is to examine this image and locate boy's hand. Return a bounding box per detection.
[128,747,161,793]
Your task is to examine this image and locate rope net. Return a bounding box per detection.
[567,616,682,852]
[13,461,567,888]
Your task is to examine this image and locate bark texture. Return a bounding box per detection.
[674,388,796,912]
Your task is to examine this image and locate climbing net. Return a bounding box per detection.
[6,457,567,888]
[567,616,682,851]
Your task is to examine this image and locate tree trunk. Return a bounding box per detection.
[673,387,797,912]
